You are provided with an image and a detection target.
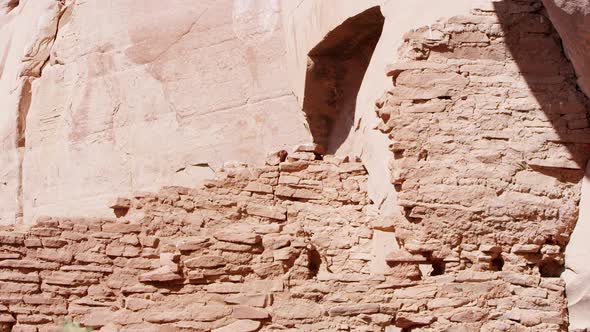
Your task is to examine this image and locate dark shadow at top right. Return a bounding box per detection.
[494,0,590,176]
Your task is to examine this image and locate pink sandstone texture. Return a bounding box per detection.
[0,150,571,331]
[0,0,589,331]
[542,0,590,97]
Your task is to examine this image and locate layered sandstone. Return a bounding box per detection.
[0,0,311,224]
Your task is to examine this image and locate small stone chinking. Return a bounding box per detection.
[0,143,568,331]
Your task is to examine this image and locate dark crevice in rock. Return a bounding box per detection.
[303,6,384,154]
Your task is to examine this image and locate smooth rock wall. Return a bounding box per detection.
[0,0,312,225]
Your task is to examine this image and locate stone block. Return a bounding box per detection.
[213,320,261,332]
[213,230,261,245]
[184,255,227,269]
[245,204,286,220]
[243,182,274,194]
[328,303,380,316]
[395,313,435,328]
[224,294,269,307]
[231,306,270,320]
[138,266,182,283]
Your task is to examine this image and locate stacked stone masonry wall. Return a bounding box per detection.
[0,0,585,331]
[376,0,590,284]
[0,145,569,331]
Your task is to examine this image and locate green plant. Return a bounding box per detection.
[62,321,93,332]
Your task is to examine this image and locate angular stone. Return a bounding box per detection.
[0,260,60,270]
[144,310,190,323]
[279,161,310,172]
[273,301,323,320]
[244,280,284,292]
[102,223,141,234]
[275,186,322,200]
[0,272,39,283]
[213,230,261,245]
[121,284,158,294]
[213,320,261,332]
[0,232,24,245]
[502,272,540,287]
[224,294,268,307]
[243,182,273,194]
[139,266,183,283]
[0,282,39,293]
[386,250,428,263]
[206,283,242,294]
[450,307,487,323]
[395,313,436,328]
[455,271,496,282]
[265,150,288,166]
[0,252,21,259]
[480,244,502,253]
[0,313,15,323]
[106,242,140,257]
[109,197,131,209]
[41,238,67,248]
[287,151,316,161]
[184,255,227,269]
[232,306,270,320]
[120,234,139,245]
[16,314,52,324]
[454,31,490,43]
[273,247,294,261]
[293,143,325,154]
[428,297,470,309]
[60,231,86,242]
[512,286,548,298]
[139,235,159,248]
[212,241,253,252]
[11,326,37,332]
[394,286,437,299]
[125,298,154,311]
[328,303,380,316]
[191,305,231,322]
[60,265,113,273]
[29,228,61,237]
[36,249,73,264]
[511,244,541,254]
[23,238,42,248]
[245,204,286,220]
[176,237,210,251]
[75,252,111,265]
[44,272,99,286]
[23,296,66,306]
[338,162,367,174]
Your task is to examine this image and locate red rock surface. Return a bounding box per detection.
[0,0,589,330]
[0,149,570,331]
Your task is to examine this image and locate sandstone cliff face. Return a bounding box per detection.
[0,0,311,224]
[0,0,589,331]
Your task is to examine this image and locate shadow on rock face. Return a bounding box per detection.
[372,0,590,279]
[494,0,590,174]
[302,6,384,154]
